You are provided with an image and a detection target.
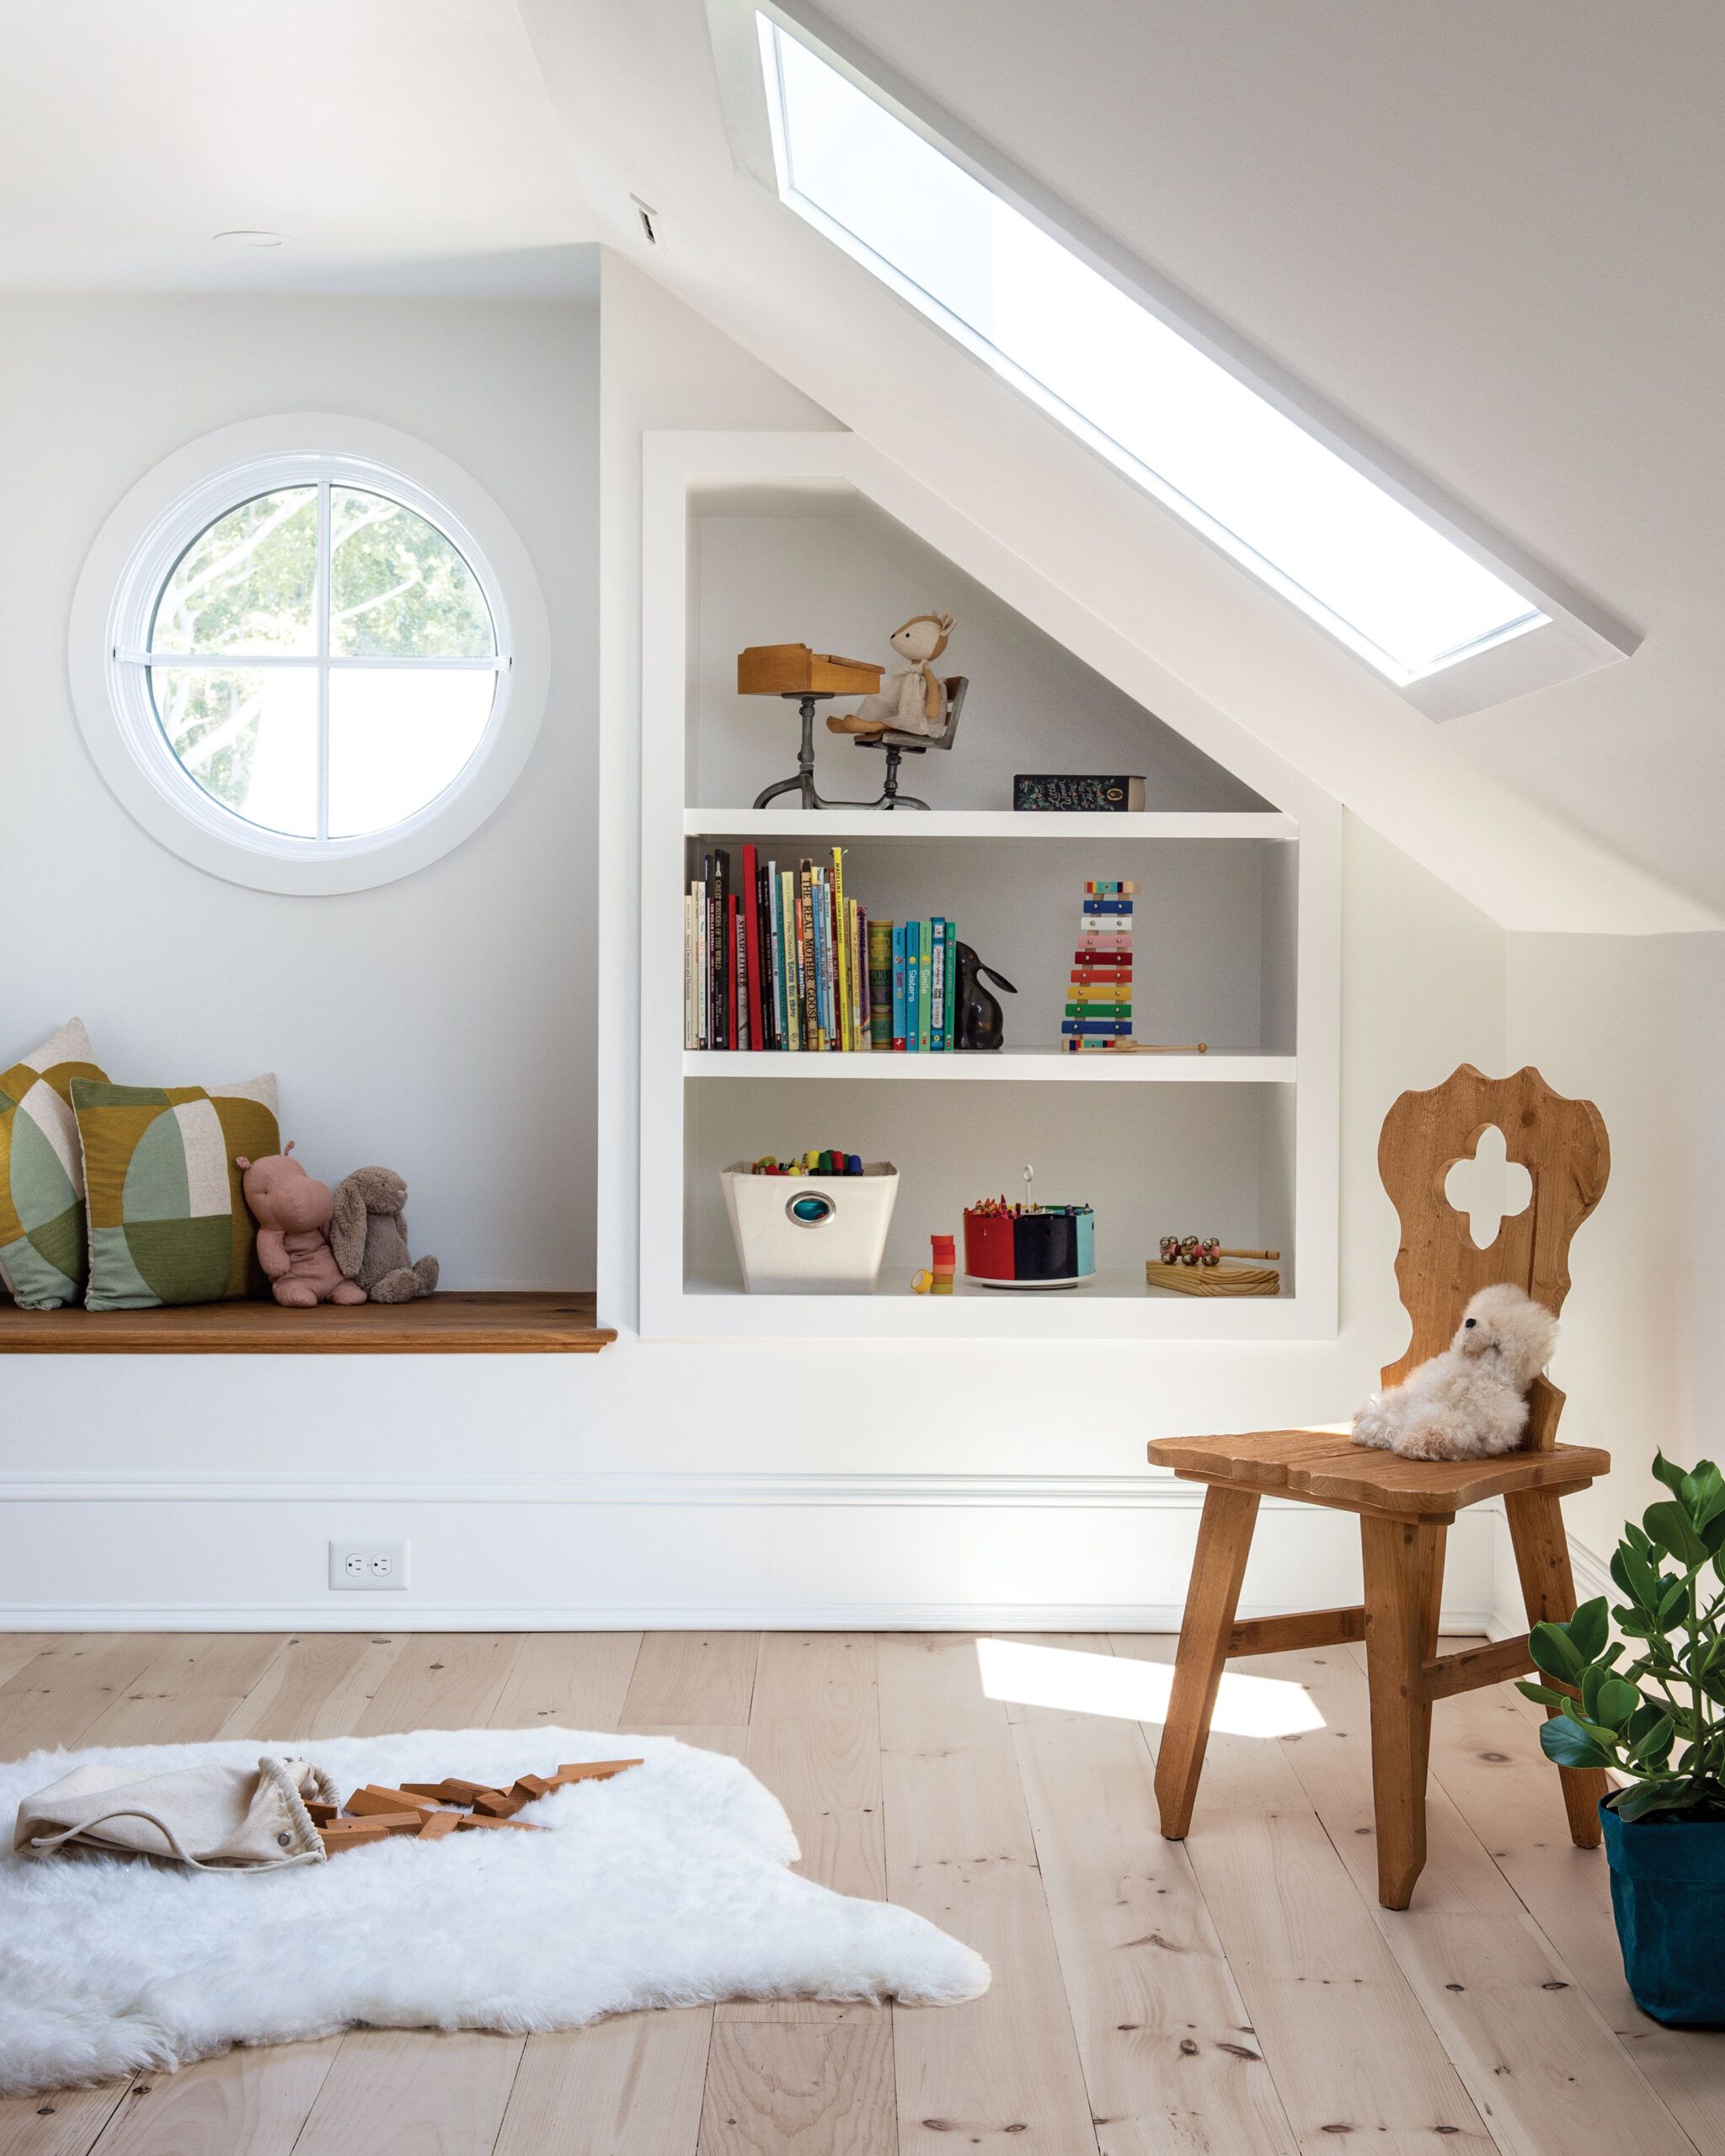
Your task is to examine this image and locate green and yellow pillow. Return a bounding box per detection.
[72,1073,279,1310]
[0,1017,108,1309]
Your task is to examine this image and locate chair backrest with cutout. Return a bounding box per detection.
[1375,1065,1610,1446]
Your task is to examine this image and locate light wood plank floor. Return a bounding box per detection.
[1,1630,1717,2156]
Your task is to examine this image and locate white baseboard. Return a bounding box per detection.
[0,1470,1500,1632]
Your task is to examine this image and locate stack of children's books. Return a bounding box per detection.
[684,845,960,1052]
[1063,879,1136,1051]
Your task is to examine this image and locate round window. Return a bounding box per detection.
[71,415,549,894]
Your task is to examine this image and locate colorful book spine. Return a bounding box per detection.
[831,847,849,1051]
[905,920,920,1051]
[944,923,956,1046]
[891,923,907,1049]
[916,920,932,1052]
[930,921,946,1053]
[799,863,818,1049]
[742,845,761,1049]
[766,865,784,1049]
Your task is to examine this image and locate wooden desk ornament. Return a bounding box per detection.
[1146,1236,1282,1297]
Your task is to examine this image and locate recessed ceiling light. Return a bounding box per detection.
[212,229,285,248]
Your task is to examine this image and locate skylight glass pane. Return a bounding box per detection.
[761,17,1546,683]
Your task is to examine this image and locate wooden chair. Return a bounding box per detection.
[1147,1065,1611,1909]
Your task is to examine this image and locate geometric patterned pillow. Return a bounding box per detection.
[72,1072,280,1310]
[0,1017,109,1309]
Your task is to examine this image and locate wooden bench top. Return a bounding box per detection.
[0,1291,615,1355]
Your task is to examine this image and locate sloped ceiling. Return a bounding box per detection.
[520,0,1722,932]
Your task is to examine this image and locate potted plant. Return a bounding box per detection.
[1519,1452,1725,2025]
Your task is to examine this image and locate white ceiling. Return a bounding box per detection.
[0,2,596,294]
[8,0,1721,926]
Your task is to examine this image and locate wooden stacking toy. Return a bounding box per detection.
[313,1759,643,1856]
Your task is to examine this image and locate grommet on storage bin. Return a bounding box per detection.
[787,1192,836,1227]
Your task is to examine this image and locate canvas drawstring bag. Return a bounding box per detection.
[14,1756,336,1871]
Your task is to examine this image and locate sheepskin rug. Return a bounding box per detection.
[0,1726,989,2096]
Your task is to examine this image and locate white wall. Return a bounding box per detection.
[1502,931,1725,1577]
[0,291,599,1287]
[0,264,1515,1628]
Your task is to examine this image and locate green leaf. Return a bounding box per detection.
[1568,1597,1610,1662]
[1541,1718,1611,1769]
[1646,1502,1710,1569]
[1612,1545,1662,1611]
[1516,1681,1573,1709]
[1530,1622,1585,1683]
[1627,1716,1676,1768]
[1595,1677,1641,1727]
[1658,1576,1690,1623]
[1653,1451,1689,1497]
[1625,1520,1654,1556]
[1614,1780,1696,1822]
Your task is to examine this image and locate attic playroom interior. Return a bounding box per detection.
[4,3,1725,2150]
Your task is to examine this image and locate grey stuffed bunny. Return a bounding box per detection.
[329,1166,440,1304]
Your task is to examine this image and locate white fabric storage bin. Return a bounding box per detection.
[722,1162,900,1294]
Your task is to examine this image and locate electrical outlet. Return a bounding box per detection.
[328,1539,409,1591]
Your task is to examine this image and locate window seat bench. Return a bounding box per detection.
[0,1292,614,1354]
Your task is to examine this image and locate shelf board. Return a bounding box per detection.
[683,808,1295,843]
[0,1291,615,1355]
[684,1047,1293,1082]
[670,1267,1307,1340]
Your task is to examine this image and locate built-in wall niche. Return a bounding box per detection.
[685,483,1268,816]
[682,830,1297,1059]
[641,432,1340,1340]
[683,1078,1295,1310]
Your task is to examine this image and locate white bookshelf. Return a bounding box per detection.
[640,431,1341,1341]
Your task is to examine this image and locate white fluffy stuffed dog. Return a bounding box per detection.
[1351,1283,1557,1461]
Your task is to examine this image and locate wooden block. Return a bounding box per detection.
[552,1758,645,1785]
[455,1812,543,1832]
[430,1777,512,1803]
[416,1809,462,1841]
[306,1801,339,1826]
[348,1784,439,1817]
[400,1780,457,1799]
[319,1823,391,1854]
[473,1791,526,1817]
[510,1773,554,1800]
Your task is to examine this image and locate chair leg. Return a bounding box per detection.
[1417,1524,1447,1793]
[1361,1514,1428,1909]
[1504,1487,1607,1849]
[1154,1484,1258,1839]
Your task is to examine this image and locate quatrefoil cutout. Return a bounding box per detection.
[1444,1123,1533,1250]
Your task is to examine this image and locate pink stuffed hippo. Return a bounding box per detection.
[237,1143,367,1308]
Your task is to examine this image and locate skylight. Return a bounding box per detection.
[756,14,1548,686]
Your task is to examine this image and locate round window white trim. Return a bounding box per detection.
[69,413,551,895]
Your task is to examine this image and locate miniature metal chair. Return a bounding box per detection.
[1147,1065,1612,1908]
[841,676,967,810]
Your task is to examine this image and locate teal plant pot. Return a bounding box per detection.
[1601,1801,1725,2025]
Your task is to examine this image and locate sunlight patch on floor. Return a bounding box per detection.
[975,1637,1325,1737]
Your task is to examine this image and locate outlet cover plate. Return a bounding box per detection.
[328,1539,409,1591]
